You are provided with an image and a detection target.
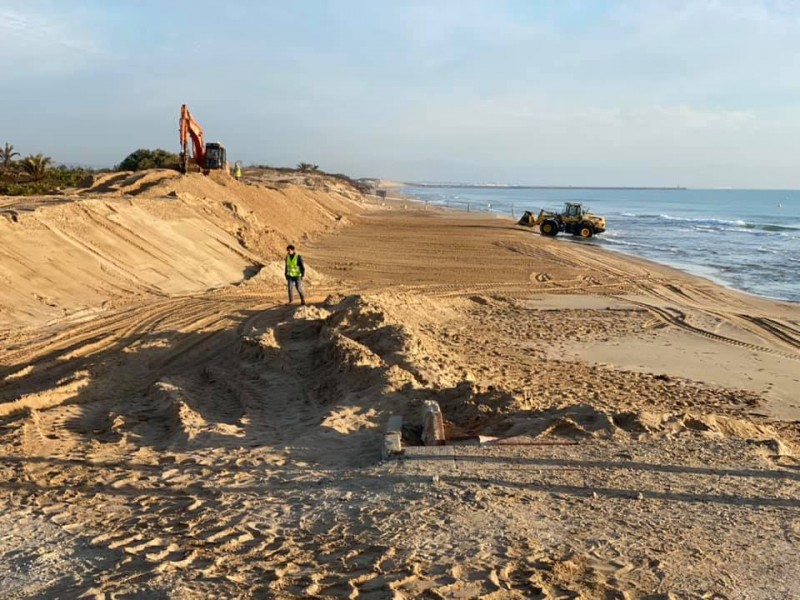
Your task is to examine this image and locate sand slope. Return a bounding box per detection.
[0,169,363,329]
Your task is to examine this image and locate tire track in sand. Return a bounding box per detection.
[0,294,282,417]
[628,300,800,361]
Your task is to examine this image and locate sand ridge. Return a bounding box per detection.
[0,169,365,330]
[1,179,799,598]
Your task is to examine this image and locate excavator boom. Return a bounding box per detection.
[179,104,206,173]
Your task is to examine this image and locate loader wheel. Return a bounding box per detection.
[540,220,558,236]
[579,225,594,238]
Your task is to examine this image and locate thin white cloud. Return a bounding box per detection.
[6,1,800,186]
[0,7,100,79]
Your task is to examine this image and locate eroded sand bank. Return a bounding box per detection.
[1,176,799,598]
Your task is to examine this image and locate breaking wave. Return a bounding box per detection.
[618,212,800,233]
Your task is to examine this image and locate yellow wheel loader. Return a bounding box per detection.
[518,202,606,238]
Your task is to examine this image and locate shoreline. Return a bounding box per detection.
[598,242,800,307]
[307,207,800,420]
[388,187,800,307]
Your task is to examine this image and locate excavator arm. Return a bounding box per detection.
[179,104,206,173]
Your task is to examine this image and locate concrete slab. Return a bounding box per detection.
[403,446,457,460]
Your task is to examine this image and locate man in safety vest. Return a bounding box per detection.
[234,162,242,181]
[285,244,306,305]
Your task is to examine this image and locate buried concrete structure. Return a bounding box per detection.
[382,400,447,460]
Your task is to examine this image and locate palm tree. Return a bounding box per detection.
[19,153,53,181]
[297,162,319,173]
[1,143,20,169]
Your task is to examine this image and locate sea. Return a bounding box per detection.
[400,186,800,304]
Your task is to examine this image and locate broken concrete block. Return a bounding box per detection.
[422,400,445,446]
[382,415,404,459]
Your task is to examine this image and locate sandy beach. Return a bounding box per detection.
[1,171,799,598]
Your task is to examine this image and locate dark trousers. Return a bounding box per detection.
[287,277,305,303]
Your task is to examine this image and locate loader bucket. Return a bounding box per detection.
[518,211,535,226]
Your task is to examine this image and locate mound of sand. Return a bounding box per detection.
[0,171,365,329]
[324,294,462,387]
[490,405,787,445]
[243,261,330,288]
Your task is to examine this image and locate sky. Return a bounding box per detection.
[3,0,800,187]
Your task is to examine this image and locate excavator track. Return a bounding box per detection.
[736,315,800,353]
[627,300,800,361]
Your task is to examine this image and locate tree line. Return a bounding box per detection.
[0,143,365,196]
[2,143,54,181]
[0,145,180,196]
[0,143,94,196]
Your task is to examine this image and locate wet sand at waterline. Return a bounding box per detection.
[1,171,799,598]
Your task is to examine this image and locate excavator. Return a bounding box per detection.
[179,104,227,174]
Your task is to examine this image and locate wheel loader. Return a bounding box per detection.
[517,202,606,238]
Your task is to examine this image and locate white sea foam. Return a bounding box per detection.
[659,214,747,227]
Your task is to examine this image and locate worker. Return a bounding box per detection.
[234,161,242,181]
[285,244,306,306]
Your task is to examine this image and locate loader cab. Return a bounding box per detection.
[563,203,584,218]
[204,142,227,170]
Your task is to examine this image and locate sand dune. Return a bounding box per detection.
[1,174,799,598]
[0,170,362,329]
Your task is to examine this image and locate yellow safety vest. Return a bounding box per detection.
[286,254,301,277]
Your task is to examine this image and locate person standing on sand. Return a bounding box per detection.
[285,244,306,306]
[234,161,242,181]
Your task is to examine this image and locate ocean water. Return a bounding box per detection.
[401,186,800,303]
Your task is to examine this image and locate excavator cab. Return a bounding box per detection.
[204,143,226,170]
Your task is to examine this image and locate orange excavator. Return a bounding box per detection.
[179,104,227,174]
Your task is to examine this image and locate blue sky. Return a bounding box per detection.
[3,0,800,187]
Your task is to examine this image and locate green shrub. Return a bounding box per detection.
[0,163,94,196]
[0,181,53,196]
[118,148,181,172]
